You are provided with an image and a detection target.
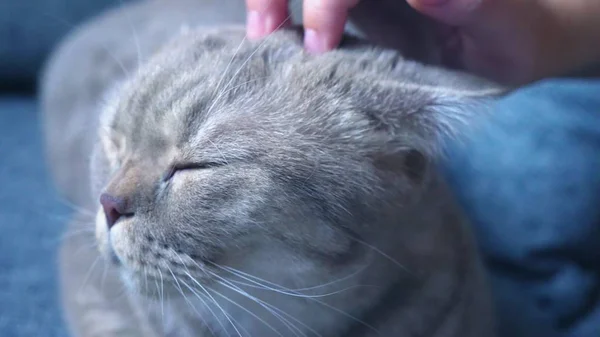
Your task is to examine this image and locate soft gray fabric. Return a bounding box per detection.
[0,0,137,86]
[0,96,69,337]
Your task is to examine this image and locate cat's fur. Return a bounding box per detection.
[41,0,500,336]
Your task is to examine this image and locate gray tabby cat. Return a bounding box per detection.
[41,0,501,336]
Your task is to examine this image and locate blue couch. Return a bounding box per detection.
[0,2,132,336]
[0,1,598,337]
[444,79,600,337]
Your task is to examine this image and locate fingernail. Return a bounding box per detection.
[246,11,265,39]
[304,29,327,54]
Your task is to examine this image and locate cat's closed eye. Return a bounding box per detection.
[162,162,223,182]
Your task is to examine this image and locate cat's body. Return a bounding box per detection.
[41,0,499,336]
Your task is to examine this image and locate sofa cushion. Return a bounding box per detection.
[0,96,70,336]
[443,79,600,337]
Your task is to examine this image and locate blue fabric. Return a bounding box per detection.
[443,79,600,337]
[0,0,137,85]
[0,96,69,337]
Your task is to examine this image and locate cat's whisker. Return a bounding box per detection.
[111,282,131,303]
[70,239,101,257]
[208,262,289,292]
[208,256,386,334]
[203,77,270,120]
[166,265,185,296]
[221,263,372,296]
[44,211,89,224]
[143,266,150,296]
[185,258,299,336]
[205,31,249,116]
[228,279,375,299]
[225,276,366,299]
[151,232,172,323]
[205,260,334,312]
[152,276,162,319]
[284,263,371,292]
[212,263,312,297]
[207,282,291,337]
[192,262,307,337]
[204,0,288,117]
[157,268,165,323]
[166,265,185,294]
[166,265,218,336]
[101,256,109,291]
[60,219,95,243]
[343,234,414,275]
[177,277,223,337]
[151,275,169,334]
[65,215,96,226]
[210,12,292,115]
[210,276,309,337]
[207,138,229,165]
[52,226,95,245]
[52,196,97,217]
[210,263,378,334]
[173,261,231,337]
[176,254,241,337]
[77,255,102,296]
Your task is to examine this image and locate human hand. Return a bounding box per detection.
[245,0,360,54]
[245,0,600,85]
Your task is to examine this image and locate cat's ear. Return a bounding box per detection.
[351,71,506,162]
[351,74,504,189]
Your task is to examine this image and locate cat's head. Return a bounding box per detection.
[91,26,499,295]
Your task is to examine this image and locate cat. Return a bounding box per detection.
[40,0,502,336]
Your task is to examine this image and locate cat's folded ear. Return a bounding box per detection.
[347,69,506,189]
[350,67,506,163]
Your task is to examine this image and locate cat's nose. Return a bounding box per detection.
[99,193,130,229]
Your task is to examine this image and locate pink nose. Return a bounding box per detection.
[99,193,129,229]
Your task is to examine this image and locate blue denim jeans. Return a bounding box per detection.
[443,79,600,337]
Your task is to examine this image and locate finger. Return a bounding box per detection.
[303,0,361,53]
[246,0,290,39]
